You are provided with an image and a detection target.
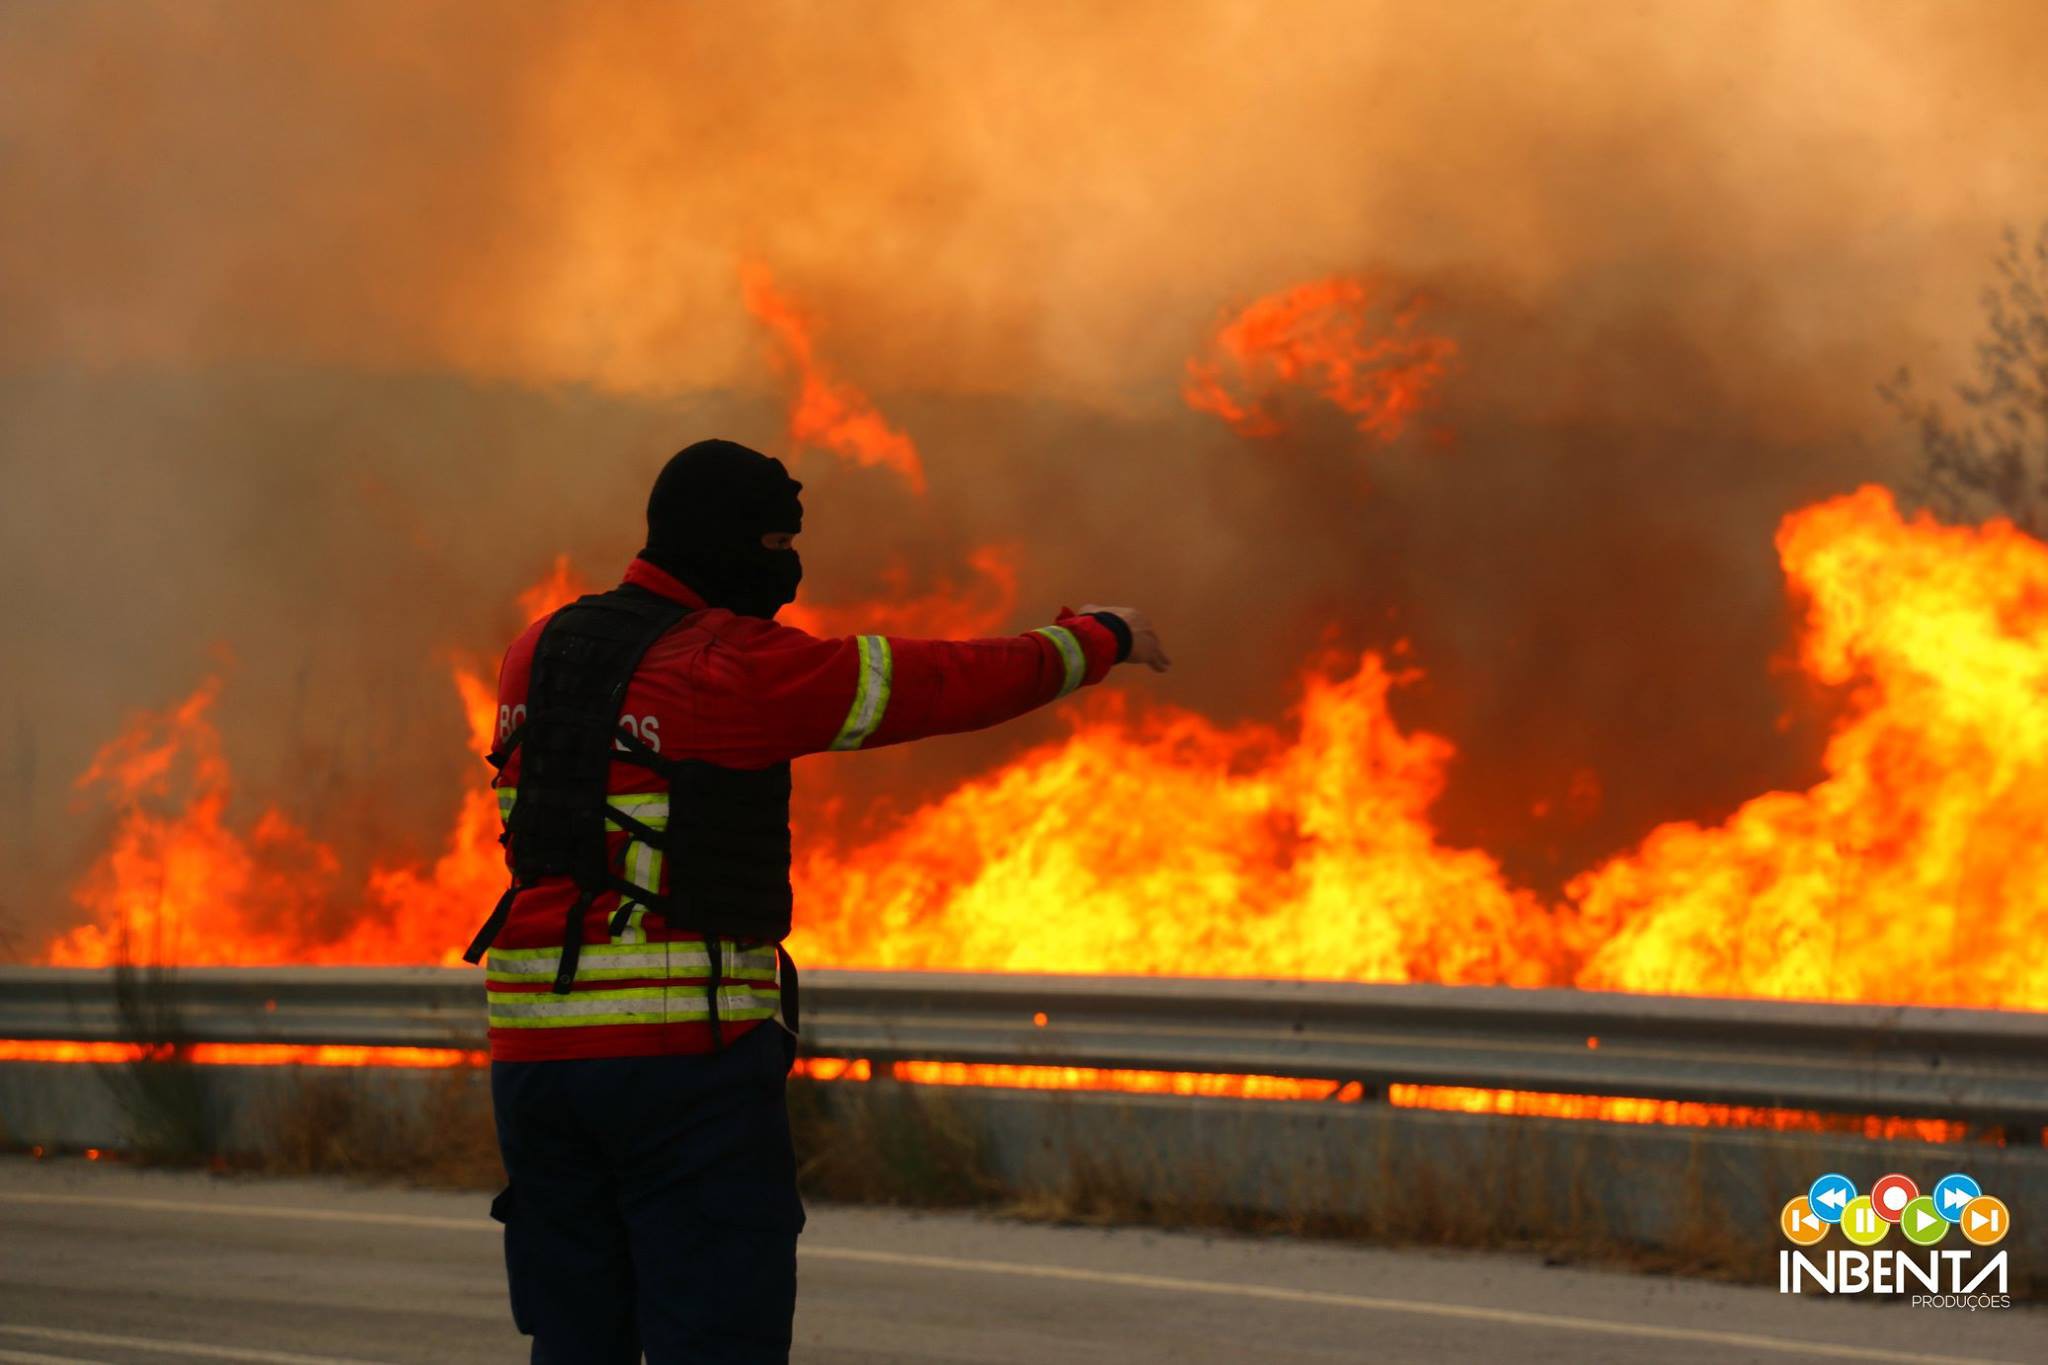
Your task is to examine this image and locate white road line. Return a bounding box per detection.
[0,1189,2023,1365]
[807,1246,2019,1365]
[0,1347,112,1365]
[0,1191,485,1233]
[0,1327,384,1365]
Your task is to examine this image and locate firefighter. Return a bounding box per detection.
[470,438,1168,1364]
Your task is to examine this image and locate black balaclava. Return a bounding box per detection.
[640,439,804,619]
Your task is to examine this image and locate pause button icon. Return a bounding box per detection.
[1841,1196,1889,1246]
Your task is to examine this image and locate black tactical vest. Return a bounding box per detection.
[462,583,797,1032]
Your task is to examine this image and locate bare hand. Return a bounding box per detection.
[1077,605,1171,673]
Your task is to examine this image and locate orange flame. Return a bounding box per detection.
[38,268,2048,1149]
[740,262,926,493]
[1,1038,2006,1144]
[1185,277,1456,441]
[891,1060,1350,1102]
[346,556,592,964]
[43,486,2048,1021]
[782,545,1018,639]
[1568,486,2048,1011]
[787,653,1554,983]
[49,676,339,967]
[44,559,594,970]
[0,1040,483,1068]
[1386,1085,1969,1144]
[516,553,593,626]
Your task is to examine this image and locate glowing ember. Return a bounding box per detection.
[1185,277,1457,441]
[0,1038,2023,1144]
[892,1060,1350,1102]
[740,262,926,493]
[1386,1086,1969,1145]
[0,1040,484,1068]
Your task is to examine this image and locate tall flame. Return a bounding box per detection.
[36,250,2048,1025]
[45,561,594,969]
[1568,486,2048,1010]
[51,675,339,967]
[786,654,1553,983]
[44,487,2048,1017]
[740,262,927,493]
[343,556,596,964]
[1185,277,1457,441]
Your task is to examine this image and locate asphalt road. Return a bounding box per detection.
[0,1157,2040,1364]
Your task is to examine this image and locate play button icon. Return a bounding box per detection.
[1902,1195,1947,1246]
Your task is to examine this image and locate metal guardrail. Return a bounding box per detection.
[3,966,2046,1127]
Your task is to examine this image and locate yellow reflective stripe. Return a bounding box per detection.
[487,984,781,1028]
[487,942,777,978]
[493,786,663,943]
[487,959,779,984]
[607,793,670,824]
[487,983,780,1008]
[624,837,662,900]
[485,942,779,962]
[829,635,893,751]
[1032,625,1086,698]
[493,787,669,832]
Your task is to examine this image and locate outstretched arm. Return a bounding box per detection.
[691,606,1164,765]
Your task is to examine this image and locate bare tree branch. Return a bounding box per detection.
[1883,222,2048,535]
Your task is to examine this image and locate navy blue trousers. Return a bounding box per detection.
[490,1022,805,1364]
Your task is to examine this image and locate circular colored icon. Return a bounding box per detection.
[1840,1195,1890,1246]
[1960,1195,2010,1247]
[1807,1173,1856,1224]
[1781,1196,1829,1246]
[1901,1195,1948,1246]
[1870,1173,1918,1223]
[1931,1173,1982,1223]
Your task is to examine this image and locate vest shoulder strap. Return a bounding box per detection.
[503,584,690,890]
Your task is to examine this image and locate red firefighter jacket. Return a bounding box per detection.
[484,557,1122,1061]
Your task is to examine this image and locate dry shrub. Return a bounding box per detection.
[789,1076,1001,1206]
[245,1066,501,1188]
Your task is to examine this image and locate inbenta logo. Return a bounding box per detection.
[1778,1171,2011,1307]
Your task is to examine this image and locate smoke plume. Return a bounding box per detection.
[3,0,2045,953]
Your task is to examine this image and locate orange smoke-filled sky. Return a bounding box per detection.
[4,1,2043,396]
[2,0,2046,955]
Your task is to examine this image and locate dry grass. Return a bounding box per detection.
[105,1067,1774,1277]
[240,1067,503,1188]
[787,1073,1002,1206]
[785,1082,1788,1284]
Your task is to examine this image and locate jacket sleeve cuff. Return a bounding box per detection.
[1084,611,1133,663]
[1051,608,1123,685]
